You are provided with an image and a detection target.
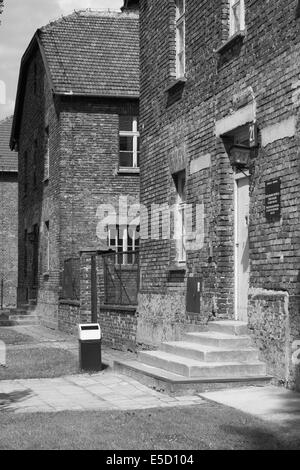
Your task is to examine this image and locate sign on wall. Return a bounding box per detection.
[265,178,281,221]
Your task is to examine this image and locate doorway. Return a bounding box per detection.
[235,174,250,322]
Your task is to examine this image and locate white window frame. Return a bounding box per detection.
[174,171,186,263]
[108,225,140,265]
[229,0,245,37]
[119,116,140,169]
[175,0,186,79]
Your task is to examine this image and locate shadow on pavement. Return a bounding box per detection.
[0,389,33,411]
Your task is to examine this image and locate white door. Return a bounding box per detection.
[235,176,250,322]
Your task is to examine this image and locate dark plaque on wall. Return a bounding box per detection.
[265,178,281,221]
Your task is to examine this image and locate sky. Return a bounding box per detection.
[0,0,123,120]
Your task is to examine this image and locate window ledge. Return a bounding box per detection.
[113,264,138,271]
[168,264,187,272]
[118,168,140,175]
[165,77,187,93]
[59,299,80,307]
[214,30,246,54]
[102,304,137,313]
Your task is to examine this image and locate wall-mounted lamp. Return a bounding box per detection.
[229,144,251,170]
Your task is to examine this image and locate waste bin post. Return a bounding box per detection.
[78,323,102,372]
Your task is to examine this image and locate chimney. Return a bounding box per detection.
[121,0,139,12]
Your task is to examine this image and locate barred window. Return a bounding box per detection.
[108,225,140,265]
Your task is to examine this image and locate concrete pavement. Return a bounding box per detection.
[0,371,204,413]
[1,324,300,438]
[199,386,300,429]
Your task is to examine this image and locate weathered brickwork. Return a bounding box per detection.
[0,173,18,307]
[16,52,140,329]
[0,116,18,308]
[13,10,140,335]
[139,0,300,388]
[58,251,138,350]
[16,49,61,328]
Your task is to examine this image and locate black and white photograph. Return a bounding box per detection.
[0,0,300,452]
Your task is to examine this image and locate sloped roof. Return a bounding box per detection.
[0,116,17,172]
[11,9,140,148]
[38,10,139,97]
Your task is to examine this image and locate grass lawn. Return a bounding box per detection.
[0,346,80,380]
[0,327,80,380]
[0,328,35,345]
[0,404,299,450]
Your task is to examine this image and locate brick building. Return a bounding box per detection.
[0,116,18,308]
[132,0,300,389]
[10,7,140,330]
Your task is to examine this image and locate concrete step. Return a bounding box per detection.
[183,331,253,349]
[114,360,273,395]
[16,304,36,312]
[138,350,267,378]
[161,341,259,363]
[10,308,30,316]
[208,320,248,336]
[8,315,40,326]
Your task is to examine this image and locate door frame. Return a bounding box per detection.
[234,171,250,321]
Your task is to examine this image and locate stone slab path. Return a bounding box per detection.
[0,371,204,414]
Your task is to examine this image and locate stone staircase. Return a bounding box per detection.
[114,320,272,395]
[0,301,40,327]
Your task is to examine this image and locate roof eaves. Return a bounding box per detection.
[10,32,56,150]
[55,92,140,100]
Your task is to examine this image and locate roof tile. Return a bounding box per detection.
[0,116,17,172]
[39,10,140,97]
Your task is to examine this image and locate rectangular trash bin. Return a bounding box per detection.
[78,323,102,372]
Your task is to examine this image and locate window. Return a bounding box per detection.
[33,139,38,188]
[44,221,50,274]
[175,0,185,78]
[108,224,140,265]
[174,171,186,263]
[229,0,245,37]
[119,116,140,169]
[44,126,49,181]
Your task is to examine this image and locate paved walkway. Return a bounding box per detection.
[1,325,300,430]
[0,325,204,413]
[0,372,204,414]
[200,386,300,429]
